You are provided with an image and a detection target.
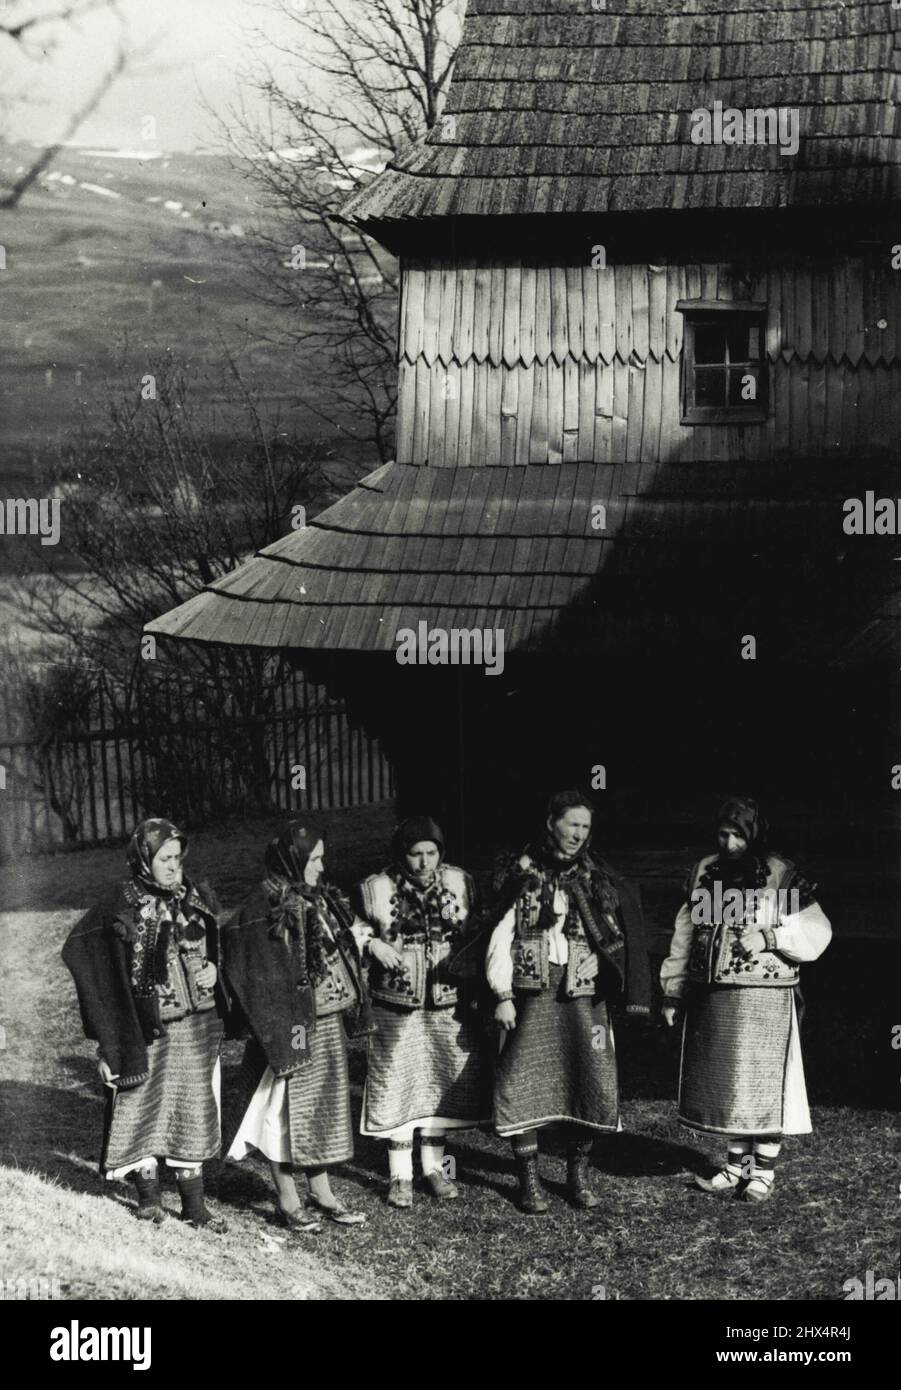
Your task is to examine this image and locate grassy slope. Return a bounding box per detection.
[0,805,898,1301]
[0,144,376,496]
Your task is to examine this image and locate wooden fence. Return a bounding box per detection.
[0,665,394,858]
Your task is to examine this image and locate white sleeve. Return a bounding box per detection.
[486,908,516,999]
[659,903,695,1000]
[772,901,832,963]
[349,916,373,954]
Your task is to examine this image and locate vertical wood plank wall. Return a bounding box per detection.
[395,259,901,465]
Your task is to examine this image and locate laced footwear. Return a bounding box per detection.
[694,1166,743,1194]
[424,1168,459,1200]
[387,1178,413,1209]
[741,1174,776,1203]
[566,1151,600,1210]
[516,1153,549,1215]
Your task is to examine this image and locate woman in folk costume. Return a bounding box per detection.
[223,822,373,1229]
[661,796,832,1203]
[356,816,487,1209]
[62,818,227,1230]
[487,790,651,1215]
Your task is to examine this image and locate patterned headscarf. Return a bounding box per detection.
[126,818,187,898]
[264,821,326,886]
[262,821,350,984]
[717,796,768,848]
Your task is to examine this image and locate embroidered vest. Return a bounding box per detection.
[360,866,471,1010]
[511,880,599,999]
[686,853,801,987]
[314,948,357,1017]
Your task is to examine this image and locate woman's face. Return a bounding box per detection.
[718,825,749,860]
[303,840,325,887]
[548,806,592,859]
[404,840,440,883]
[151,837,184,889]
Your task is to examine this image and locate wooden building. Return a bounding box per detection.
[148,0,901,854]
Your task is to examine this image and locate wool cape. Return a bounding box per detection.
[222,882,373,1076]
[61,878,221,1089]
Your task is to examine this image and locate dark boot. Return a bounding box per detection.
[566,1137,599,1210]
[512,1134,548,1215]
[175,1170,228,1233]
[131,1166,166,1224]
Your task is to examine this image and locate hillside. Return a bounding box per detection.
[0,143,382,489]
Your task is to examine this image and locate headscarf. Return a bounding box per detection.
[716,796,768,850]
[262,821,349,982]
[264,820,325,887]
[386,816,460,938]
[119,817,205,993]
[390,816,445,867]
[126,817,187,899]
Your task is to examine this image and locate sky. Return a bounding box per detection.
[1,0,310,152]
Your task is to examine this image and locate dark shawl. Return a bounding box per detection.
[61,876,220,1089]
[464,841,652,1016]
[222,880,373,1077]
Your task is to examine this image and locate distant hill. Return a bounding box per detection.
[0,143,383,494]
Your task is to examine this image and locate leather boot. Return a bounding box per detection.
[512,1135,548,1215]
[131,1166,166,1224]
[566,1140,600,1210]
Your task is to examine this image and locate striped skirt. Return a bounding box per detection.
[494,964,620,1136]
[362,1002,486,1136]
[678,986,794,1137]
[103,1010,223,1175]
[228,1014,353,1168]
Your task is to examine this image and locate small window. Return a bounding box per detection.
[678,301,768,425]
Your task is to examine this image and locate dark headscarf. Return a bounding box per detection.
[717,796,768,849]
[264,820,326,887]
[262,822,350,985]
[390,816,445,866]
[126,818,187,898]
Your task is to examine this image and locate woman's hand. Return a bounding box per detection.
[661,1002,682,1028]
[368,938,404,970]
[740,930,767,956]
[195,962,218,988]
[495,999,517,1031]
[97,1056,119,1084]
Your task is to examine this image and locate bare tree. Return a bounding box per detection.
[0,0,135,209]
[11,353,329,820]
[222,0,464,461]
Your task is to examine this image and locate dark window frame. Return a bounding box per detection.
[677,299,768,425]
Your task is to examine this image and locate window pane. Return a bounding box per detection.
[728,367,759,407]
[695,367,727,407]
[693,324,727,364]
[726,321,752,362]
[747,324,760,358]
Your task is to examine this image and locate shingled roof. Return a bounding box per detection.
[144,459,868,655]
[340,0,901,225]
